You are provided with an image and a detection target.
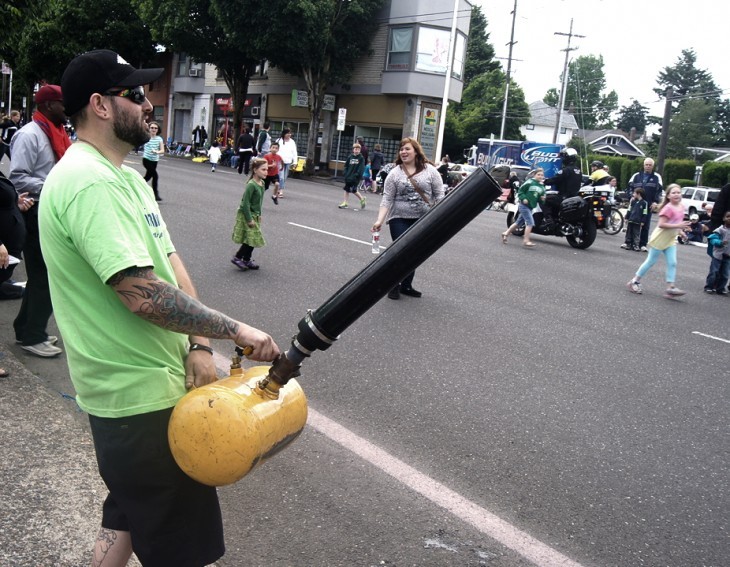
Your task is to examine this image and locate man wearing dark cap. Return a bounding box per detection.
[40,50,280,567]
[356,135,369,163]
[9,84,70,357]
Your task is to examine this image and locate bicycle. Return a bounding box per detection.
[602,205,624,235]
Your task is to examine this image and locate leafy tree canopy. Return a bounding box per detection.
[444,5,528,158]
[545,54,617,130]
[655,49,720,110]
[666,98,716,159]
[616,100,649,136]
[3,0,155,95]
[464,5,499,83]
[254,0,386,169]
[443,69,529,159]
[135,0,263,140]
[654,48,728,150]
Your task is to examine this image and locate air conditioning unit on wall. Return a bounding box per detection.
[188,68,201,77]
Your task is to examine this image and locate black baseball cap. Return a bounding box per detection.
[61,49,164,116]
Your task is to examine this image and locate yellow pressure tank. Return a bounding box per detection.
[168,360,308,487]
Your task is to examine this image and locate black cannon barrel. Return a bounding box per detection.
[289,166,503,359]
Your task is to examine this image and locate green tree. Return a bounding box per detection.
[715,99,730,147]
[654,49,720,110]
[666,98,716,160]
[464,5,499,83]
[444,5,528,159]
[0,1,39,67]
[615,100,649,136]
[654,48,727,151]
[255,0,385,172]
[543,55,618,129]
[542,88,558,108]
[1,0,154,108]
[136,0,261,143]
[443,69,529,159]
[19,1,155,82]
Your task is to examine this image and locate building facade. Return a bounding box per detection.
[155,0,472,167]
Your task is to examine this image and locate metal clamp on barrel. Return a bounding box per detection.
[296,310,339,353]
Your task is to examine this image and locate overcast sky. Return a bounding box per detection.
[470,0,729,119]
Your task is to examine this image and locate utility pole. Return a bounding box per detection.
[552,19,584,144]
[656,87,673,177]
[499,0,518,140]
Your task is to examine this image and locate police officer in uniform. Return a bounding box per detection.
[542,147,583,230]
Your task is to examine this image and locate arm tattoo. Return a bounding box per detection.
[109,266,240,339]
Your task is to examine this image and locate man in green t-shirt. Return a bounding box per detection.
[40,49,280,567]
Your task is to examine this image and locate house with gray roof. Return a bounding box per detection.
[578,129,644,158]
[519,101,579,145]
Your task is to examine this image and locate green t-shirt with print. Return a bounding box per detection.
[39,143,188,418]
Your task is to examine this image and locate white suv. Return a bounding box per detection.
[681,186,720,218]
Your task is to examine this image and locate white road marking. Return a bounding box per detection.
[692,331,730,344]
[289,222,384,250]
[212,354,584,565]
[306,408,584,567]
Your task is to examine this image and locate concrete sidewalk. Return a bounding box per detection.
[0,349,141,566]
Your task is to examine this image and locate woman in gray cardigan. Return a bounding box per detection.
[372,137,444,300]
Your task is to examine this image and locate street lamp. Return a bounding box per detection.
[434,0,459,162]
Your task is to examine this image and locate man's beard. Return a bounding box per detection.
[110,99,150,148]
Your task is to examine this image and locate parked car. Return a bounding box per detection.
[447,163,479,187]
[681,186,720,218]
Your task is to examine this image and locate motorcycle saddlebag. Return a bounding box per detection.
[559,196,587,222]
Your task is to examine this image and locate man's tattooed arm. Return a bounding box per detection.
[107,266,240,339]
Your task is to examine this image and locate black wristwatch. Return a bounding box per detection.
[189,343,213,355]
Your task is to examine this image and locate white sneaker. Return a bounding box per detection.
[21,341,63,358]
[16,335,58,345]
[626,279,643,294]
[664,287,686,300]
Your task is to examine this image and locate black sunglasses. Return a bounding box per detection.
[105,86,146,105]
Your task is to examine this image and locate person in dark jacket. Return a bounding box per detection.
[627,158,663,250]
[707,183,730,232]
[437,155,450,185]
[1,110,22,162]
[356,136,369,163]
[543,147,582,228]
[621,188,648,250]
[370,143,385,191]
[338,143,367,209]
[236,126,255,175]
[0,171,32,286]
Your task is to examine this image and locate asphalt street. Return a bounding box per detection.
[0,154,727,567]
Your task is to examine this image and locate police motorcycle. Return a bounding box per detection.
[510,152,600,249]
[510,189,599,249]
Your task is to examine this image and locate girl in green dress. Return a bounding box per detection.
[231,158,268,270]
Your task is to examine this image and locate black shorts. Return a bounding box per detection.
[89,407,224,567]
[264,174,280,190]
[343,181,360,193]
